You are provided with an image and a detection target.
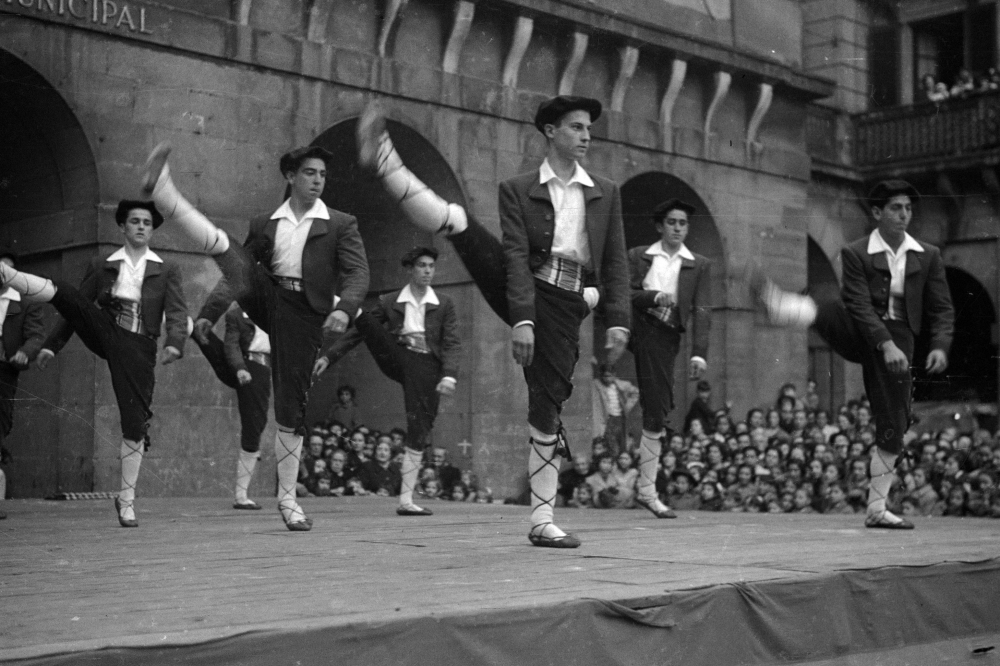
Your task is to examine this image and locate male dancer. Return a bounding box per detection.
[314,246,460,517]
[0,201,188,527]
[356,97,630,548]
[143,143,369,531]
[193,303,271,510]
[627,198,712,519]
[755,180,953,529]
[0,250,47,520]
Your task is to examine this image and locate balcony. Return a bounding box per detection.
[854,90,1000,175]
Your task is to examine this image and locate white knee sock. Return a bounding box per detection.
[399,447,424,509]
[275,430,306,522]
[146,157,230,255]
[528,434,565,539]
[763,280,817,328]
[638,431,666,507]
[119,439,144,521]
[0,264,56,302]
[367,130,468,236]
[867,448,901,521]
[235,449,258,503]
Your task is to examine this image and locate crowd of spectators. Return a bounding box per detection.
[557,380,1000,519]
[921,67,1000,103]
[297,416,492,503]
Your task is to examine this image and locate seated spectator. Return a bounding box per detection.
[426,447,461,495]
[303,458,331,497]
[587,453,635,509]
[327,449,349,497]
[569,483,594,508]
[448,483,469,501]
[389,428,407,450]
[792,486,814,513]
[558,454,592,506]
[950,68,975,98]
[899,496,920,519]
[684,380,715,435]
[824,484,855,514]
[416,476,441,501]
[698,481,723,511]
[669,469,700,511]
[346,477,370,496]
[655,450,678,500]
[344,428,369,478]
[942,485,968,517]
[359,440,402,496]
[723,464,759,512]
[459,470,480,502]
[906,466,939,516]
[589,437,610,474]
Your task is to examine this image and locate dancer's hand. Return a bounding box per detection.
[605,328,628,365]
[312,356,330,379]
[192,318,213,345]
[324,310,349,335]
[512,324,534,366]
[654,292,675,307]
[160,346,181,365]
[236,369,252,385]
[689,357,707,380]
[436,377,456,396]
[926,349,948,374]
[36,349,55,370]
[881,340,908,374]
[9,351,28,368]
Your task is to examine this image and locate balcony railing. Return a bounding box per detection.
[855,90,1000,169]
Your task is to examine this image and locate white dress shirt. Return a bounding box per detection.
[641,241,705,368]
[270,198,331,278]
[247,324,271,354]
[107,246,162,302]
[867,229,924,321]
[539,158,592,268]
[0,287,20,331]
[397,284,455,383]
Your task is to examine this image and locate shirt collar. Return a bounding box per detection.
[397,283,439,307]
[270,198,331,223]
[539,158,594,188]
[1,287,20,302]
[645,240,695,261]
[107,246,162,267]
[867,229,924,256]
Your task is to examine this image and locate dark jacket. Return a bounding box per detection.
[840,235,953,352]
[44,250,188,355]
[323,287,461,379]
[223,305,260,375]
[498,170,630,330]
[627,244,712,360]
[200,203,370,324]
[2,297,46,363]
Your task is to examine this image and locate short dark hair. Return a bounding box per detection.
[115,200,164,229]
[652,198,696,224]
[279,145,334,176]
[336,384,356,398]
[866,179,920,210]
[401,246,438,267]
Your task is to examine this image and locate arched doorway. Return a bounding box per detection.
[606,172,725,436]
[913,266,998,402]
[0,49,100,498]
[303,118,472,445]
[806,237,844,412]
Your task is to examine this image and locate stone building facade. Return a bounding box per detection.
[3,0,994,499]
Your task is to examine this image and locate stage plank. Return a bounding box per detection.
[2,497,998,661]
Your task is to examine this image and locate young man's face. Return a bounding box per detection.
[287,157,326,206]
[338,390,352,405]
[374,441,391,463]
[872,194,912,240]
[121,207,154,250]
[737,467,752,485]
[408,255,436,289]
[546,110,591,163]
[330,453,345,472]
[675,476,690,494]
[656,209,689,251]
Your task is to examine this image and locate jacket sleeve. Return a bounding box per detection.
[629,248,660,310]
[689,259,712,361]
[162,261,188,355]
[923,247,954,354]
[499,180,536,326]
[17,302,47,360]
[223,308,248,374]
[597,184,631,331]
[439,297,461,379]
[43,258,100,355]
[198,222,262,325]
[333,216,370,322]
[840,245,892,350]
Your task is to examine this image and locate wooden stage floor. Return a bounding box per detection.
[2,497,999,662]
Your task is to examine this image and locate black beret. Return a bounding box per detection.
[867,180,920,209]
[534,96,602,133]
[115,200,164,229]
[401,246,439,267]
[278,145,334,175]
[652,198,697,222]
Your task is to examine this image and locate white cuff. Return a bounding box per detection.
[513,320,534,329]
[691,356,707,370]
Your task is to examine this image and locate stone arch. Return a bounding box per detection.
[0,48,99,257]
[914,266,998,403]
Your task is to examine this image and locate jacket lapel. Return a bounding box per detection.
[870,252,890,273]
[307,218,330,240]
[528,179,552,204]
[904,251,923,276]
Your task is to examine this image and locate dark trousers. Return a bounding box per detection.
[196,332,271,453]
[450,219,587,434]
[813,299,913,455]
[214,248,325,432]
[51,283,157,443]
[0,364,20,439]
[631,312,682,433]
[604,415,626,457]
[356,314,441,450]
